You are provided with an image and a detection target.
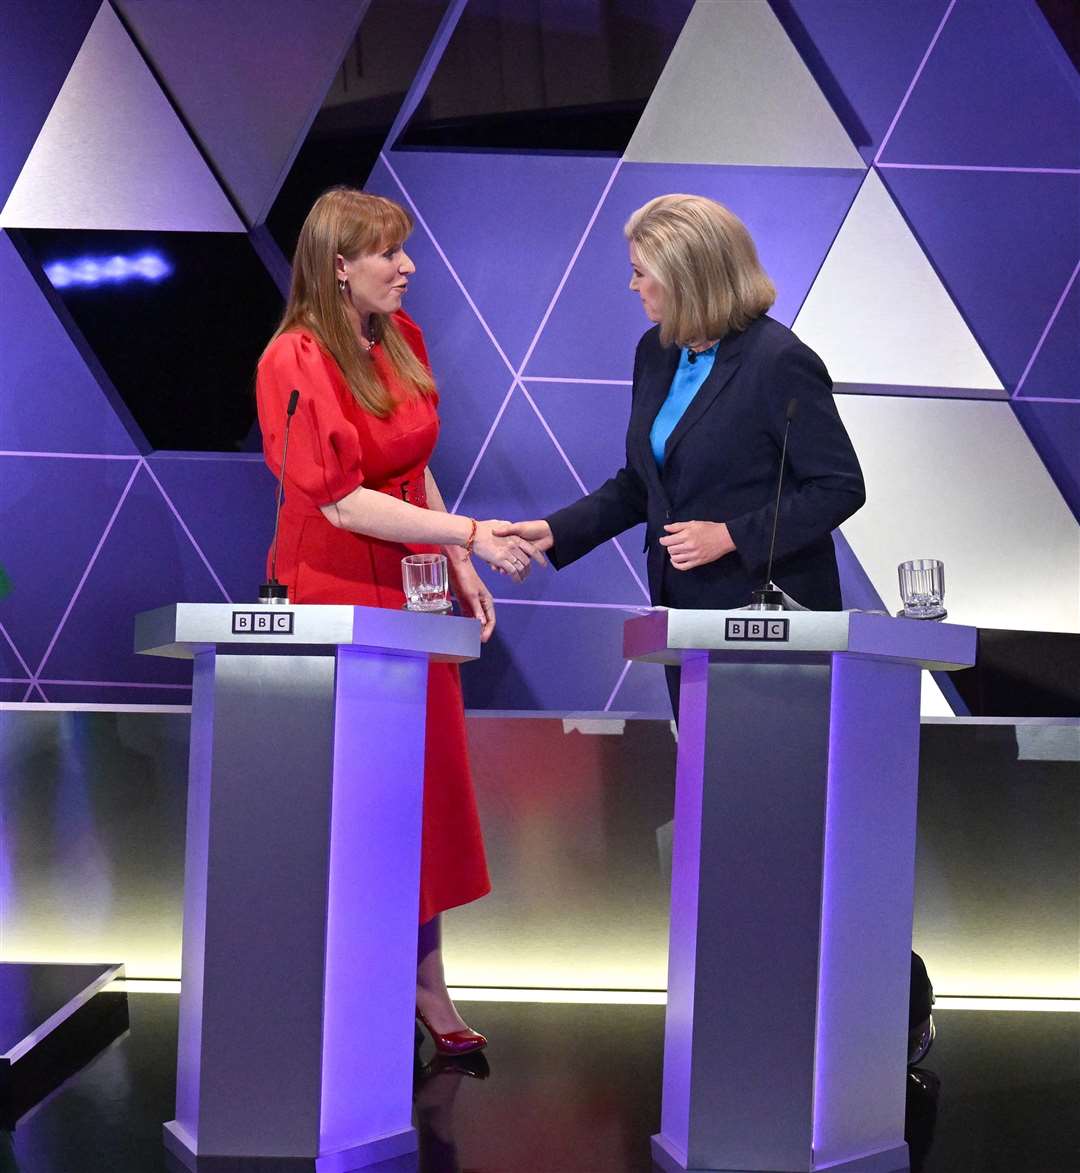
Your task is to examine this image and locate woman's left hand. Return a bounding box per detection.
[449,554,496,641]
[659,520,736,571]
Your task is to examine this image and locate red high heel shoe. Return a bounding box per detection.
[415,1007,487,1056]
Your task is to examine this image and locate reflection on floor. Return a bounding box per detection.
[4,996,1078,1172]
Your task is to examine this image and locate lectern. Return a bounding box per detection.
[623,610,975,1173]
[135,602,480,1172]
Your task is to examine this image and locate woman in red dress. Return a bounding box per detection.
[255,187,542,1052]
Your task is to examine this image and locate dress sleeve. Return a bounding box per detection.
[256,332,365,506]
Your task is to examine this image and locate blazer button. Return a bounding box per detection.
[665,510,671,520]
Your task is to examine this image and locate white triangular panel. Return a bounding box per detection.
[794,171,1003,391]
[836,396,1080,634]
[0,3,242,231]
[623,0,865,169]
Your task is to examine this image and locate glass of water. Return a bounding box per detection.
[897,558,946,620]
[402,553,451,613]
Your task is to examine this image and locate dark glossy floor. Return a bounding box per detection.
[4,995,1078,1173]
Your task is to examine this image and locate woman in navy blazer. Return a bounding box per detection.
[501,193,865,618]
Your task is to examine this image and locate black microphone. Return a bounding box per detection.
[259,389,300,604]
[749,396,798,611]
[687,348,697,364]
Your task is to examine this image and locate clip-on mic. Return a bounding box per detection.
[259,388,300,605]
[748,397,798,611]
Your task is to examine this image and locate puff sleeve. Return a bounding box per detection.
[255,332,365,507]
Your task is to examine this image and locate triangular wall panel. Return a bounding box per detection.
[365,156,523,509]
[0,231,139,454]
[624,0,864,168]
[527,162,863,380]
[1015,268,1080,402]
[115,0,365,226]
[145,456,279,605]
[384,151,616,371]
[793,170,1003,392]
[835,395,1080,634]
[0,0,100,205]
[455,392,648,606]
[880,0,1080,167]
[0,4,242,231]
[459,602,641,713]
[774,0,952,165]
[40,463,225,685]
[523,380,648,587]
[882,168,1080,392]
[0,455,137,675]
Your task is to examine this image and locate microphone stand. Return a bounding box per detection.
[259,389,300,604]
[748,397,797,611]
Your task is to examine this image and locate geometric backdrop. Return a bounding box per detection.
[1,0,1078,713]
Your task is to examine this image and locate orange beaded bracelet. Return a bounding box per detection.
[463,517,478,556]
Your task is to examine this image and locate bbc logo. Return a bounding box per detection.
[232,611,294,635]
[724,617,789,642]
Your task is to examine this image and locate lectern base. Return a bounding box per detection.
[164,1119,417,1172]
[651,1134,909,1173]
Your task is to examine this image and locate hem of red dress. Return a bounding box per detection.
[419,878,492,926]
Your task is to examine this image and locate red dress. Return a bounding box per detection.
[255,312,490,923]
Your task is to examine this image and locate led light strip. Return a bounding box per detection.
[102,981,1078,1012]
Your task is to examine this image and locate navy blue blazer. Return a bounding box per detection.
[545,315,865,610]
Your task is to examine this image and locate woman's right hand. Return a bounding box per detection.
[471,520,547,581]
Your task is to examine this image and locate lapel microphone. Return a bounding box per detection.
[748,396,799,611]
[259,388,300,604]
[687,348,697,364]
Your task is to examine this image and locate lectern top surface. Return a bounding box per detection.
[134,602,481,663]
[623,608,976,671]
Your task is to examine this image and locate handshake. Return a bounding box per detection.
[468,519,553,583]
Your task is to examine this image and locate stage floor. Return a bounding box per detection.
[3,994,1077,1172]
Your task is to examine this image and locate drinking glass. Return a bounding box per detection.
[897,558,946,620]
[402,553,451,612]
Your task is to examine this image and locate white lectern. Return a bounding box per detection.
[623,610,975,1173]
[136,602,480,1172]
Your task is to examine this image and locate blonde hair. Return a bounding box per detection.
[624,194,775,348]
[267,186,434,417]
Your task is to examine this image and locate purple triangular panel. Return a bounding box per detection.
[460,602,636,712]
[832,530,886,612]
[115,0,363,225]
[880,0,1080,167]
[0,455,136,673]
[1017,270,1080,402]
[883,169,1080,389]
[607,660,671,717]
[365,157,519,508]
[455,392,648,606]
[147,455,278,604]
[776,0,951,164]
[0,620,33,686]
[0,232,138,454]
[1011,400,1080,524]
[0,0,99,203]
[525,380,647,587]
[385,151,615,371]
[526,163,862,380]
[41,463,226,685]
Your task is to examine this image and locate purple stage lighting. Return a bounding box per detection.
[45,251,172,289]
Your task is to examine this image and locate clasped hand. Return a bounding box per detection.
[471,519,547,583]
[659,520,735,570]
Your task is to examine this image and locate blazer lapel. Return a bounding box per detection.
[662,330,747,466]
[633,341,680,504]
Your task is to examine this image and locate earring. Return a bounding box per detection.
[338,278,346,293]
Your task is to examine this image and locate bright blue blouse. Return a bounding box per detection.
[649,344,718,467]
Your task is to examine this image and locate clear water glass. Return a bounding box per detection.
[898,558,946,620]
[401,553,451,612]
